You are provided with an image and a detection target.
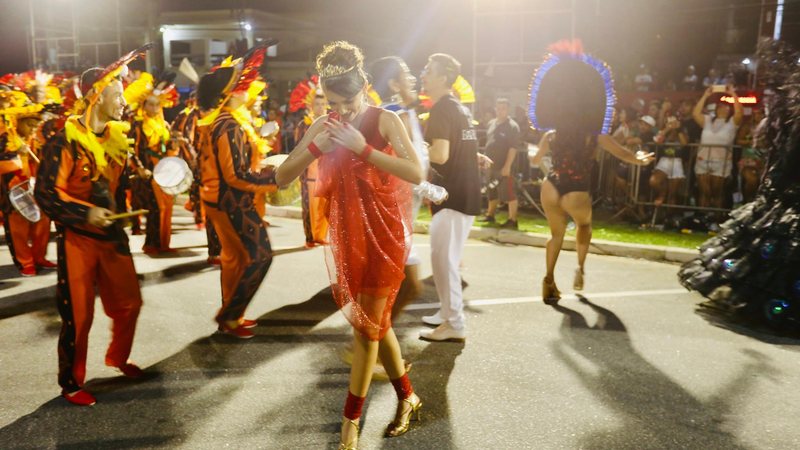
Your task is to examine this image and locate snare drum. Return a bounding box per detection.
[262,154,301,206]
[9,178,41,223]
[153,156,193,195]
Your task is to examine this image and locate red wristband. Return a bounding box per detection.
[359,144,373,162]
[307,142,322,158]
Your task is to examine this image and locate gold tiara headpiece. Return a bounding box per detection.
[319,64,356,78]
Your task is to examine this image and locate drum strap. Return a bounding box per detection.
[202,200,219,209]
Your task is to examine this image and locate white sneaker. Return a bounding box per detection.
[421,311,444,326]
[419,323,466,342]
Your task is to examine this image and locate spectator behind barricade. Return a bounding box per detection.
[611,106,634,144]
[631,97,646,119]
[692,85,743,214]
[649,115,688,207]
[702,68,721,89]
[646,100,661,123]
[682,65,699,91]
[609,107,634,202]
[677,98,702,144]
[736,108,766,203]
[654,99,671,129]
[614,114,657,202]
[635,64,653,92]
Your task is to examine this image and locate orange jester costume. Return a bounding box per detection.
[0,94,54,276]
[34,45,151,406]
[171,97,205,227]
[125,71,179,253]
[196,47,276,338]
[289,76,329,246]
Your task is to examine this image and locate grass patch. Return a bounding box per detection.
[415,209,709,249]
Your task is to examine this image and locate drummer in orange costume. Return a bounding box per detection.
[172,93,205,228]
[34,45,151,406]
[196,47,276,339]
[0,102,56,276]
[126,71,180,254]
[289,76,329,247]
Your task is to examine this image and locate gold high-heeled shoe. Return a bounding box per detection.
[385,393,422,437]
[338,418,359,450]
[573,268,584,291]
[543,277,561,303]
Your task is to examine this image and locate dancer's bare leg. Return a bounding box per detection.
[560,191,593,272]
[392,265,421,320]
[378,327,405,380]
[341,317,380,445]
[541,180,568,281]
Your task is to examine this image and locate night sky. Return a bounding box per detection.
[1,0,798,81]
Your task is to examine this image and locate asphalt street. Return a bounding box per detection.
[0,211,798,449]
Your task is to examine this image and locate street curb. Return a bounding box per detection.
[266,206,698,264]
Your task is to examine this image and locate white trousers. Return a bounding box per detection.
[429,208,474,330]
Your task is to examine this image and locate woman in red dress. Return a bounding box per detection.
[276,41,423,449]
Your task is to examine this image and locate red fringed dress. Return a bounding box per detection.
[316,106,411,341]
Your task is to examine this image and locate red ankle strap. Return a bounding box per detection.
[390,373,414,400]
[343,391,366,420]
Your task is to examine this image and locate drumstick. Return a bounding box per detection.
[25,147,41,164]
[106,209,149,221]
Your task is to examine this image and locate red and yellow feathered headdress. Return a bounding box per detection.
[198,44,272,126]
[123,71,179,113]
[69,43,151,171]
[288,75,321,113]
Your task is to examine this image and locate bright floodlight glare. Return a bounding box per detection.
[244,22,252,31]
[159,26,166,33]
[742,58,751,65]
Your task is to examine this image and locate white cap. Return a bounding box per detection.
[640,115,656,127]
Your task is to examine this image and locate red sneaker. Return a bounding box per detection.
[62,389,96,406]
[142,246,159,255]
[219,323,255,339]
[35,260,58,269]
[207,256,221,266]
[241,319,258,329]
[195,222,206,230]
[159,247,178,253]
[20,267,36,277]
[115,362,144,378]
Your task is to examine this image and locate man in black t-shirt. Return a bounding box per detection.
[481,97,521,229]
[418,53,480,343]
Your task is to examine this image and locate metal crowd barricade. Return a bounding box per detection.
[599,142,743,223]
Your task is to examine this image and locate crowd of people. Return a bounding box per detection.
[2,34,797,449]
[469,86,764,231]
[607,87,762,222]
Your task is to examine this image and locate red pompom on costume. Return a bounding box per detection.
[315,106,412,341]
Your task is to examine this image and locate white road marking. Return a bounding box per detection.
[405,288,691,310]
